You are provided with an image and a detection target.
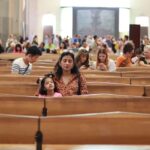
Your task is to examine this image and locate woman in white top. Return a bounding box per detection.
[96,47,116,72]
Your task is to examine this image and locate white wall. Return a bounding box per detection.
[130,0,150,36]
[26,0,60,43]
[26,0,150,41]
[60,0,130,8]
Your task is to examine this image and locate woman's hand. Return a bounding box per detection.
[98,63,107,71]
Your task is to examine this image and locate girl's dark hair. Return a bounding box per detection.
[75,49,89,68]
[54,51,79,79]
[39,73,56,95]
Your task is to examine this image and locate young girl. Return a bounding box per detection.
[96,47,116,71]
[38,73,62,97]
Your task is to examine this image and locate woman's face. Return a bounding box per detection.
[44,78,54,90]
[80,54,87,63]
[98,53,106,63]
[60,55,74,72]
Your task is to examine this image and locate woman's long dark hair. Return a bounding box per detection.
[54,51,80,79]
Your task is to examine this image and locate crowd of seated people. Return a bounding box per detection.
[0,33,150,71]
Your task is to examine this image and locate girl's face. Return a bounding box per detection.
[44,78,54,90]
[98,53,106,63]
[80,54,87,63]
[60,55,74,71]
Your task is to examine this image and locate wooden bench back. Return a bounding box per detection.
[87,83,144,96]
[0,114,38,144]
[1,112,150,144]
[117,67,150,72]
[1,94,150,116]
[0,83,145,96]
[41,112,150,144]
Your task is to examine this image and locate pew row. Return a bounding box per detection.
[121,71,150,77]
[41,112,150,144]
[117,66,150,72]
[1,94,150,116]
[1,75,150,85]
[0,75,131,84]
[0,83,146,96]
[0,53,59,61]
[1,112,150,144]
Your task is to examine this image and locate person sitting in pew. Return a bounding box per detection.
[53,50,88,96]
[131,45,150,67]
[96,47,116,71]
[75,49,90,70]
[37,73,62,97]
[116,41,134,67]
[143,45,150,64]
[11,46,42,75]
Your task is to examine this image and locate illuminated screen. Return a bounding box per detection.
[73,7,119,38]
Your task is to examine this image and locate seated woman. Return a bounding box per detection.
[53,50,88,96]
[75,49,90,70]
[37,73,62,97]
[96,47,116,71]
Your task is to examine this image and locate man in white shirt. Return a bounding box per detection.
[11,46,42,75]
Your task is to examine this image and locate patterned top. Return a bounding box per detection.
[54,73,88,96]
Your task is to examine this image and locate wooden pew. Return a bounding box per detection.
[0,83,145,96]
[1,112,150,145]
[81,70,121,77]
[117,67,150,72]
[0,83,37,95]
[1,94,150,116]
[0,114,38,144]
[130,77,150,85]
[87,83,144,96]
[86,76,130,84]
[121,71,150,77]
[41,112,150,144]
[45,95,150,115]
[0,95,44,116]
[0,53,59,61]
[145,86,150,96]
[0,75,130,84]
[0,75,39,83]
[29,70,121,76]
[1,74,150,86]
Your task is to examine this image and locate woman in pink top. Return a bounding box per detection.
[38,73,62,97]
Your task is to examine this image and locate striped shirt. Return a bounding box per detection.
[11,57,32,75]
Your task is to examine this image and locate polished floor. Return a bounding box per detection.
[0,145,150,150]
